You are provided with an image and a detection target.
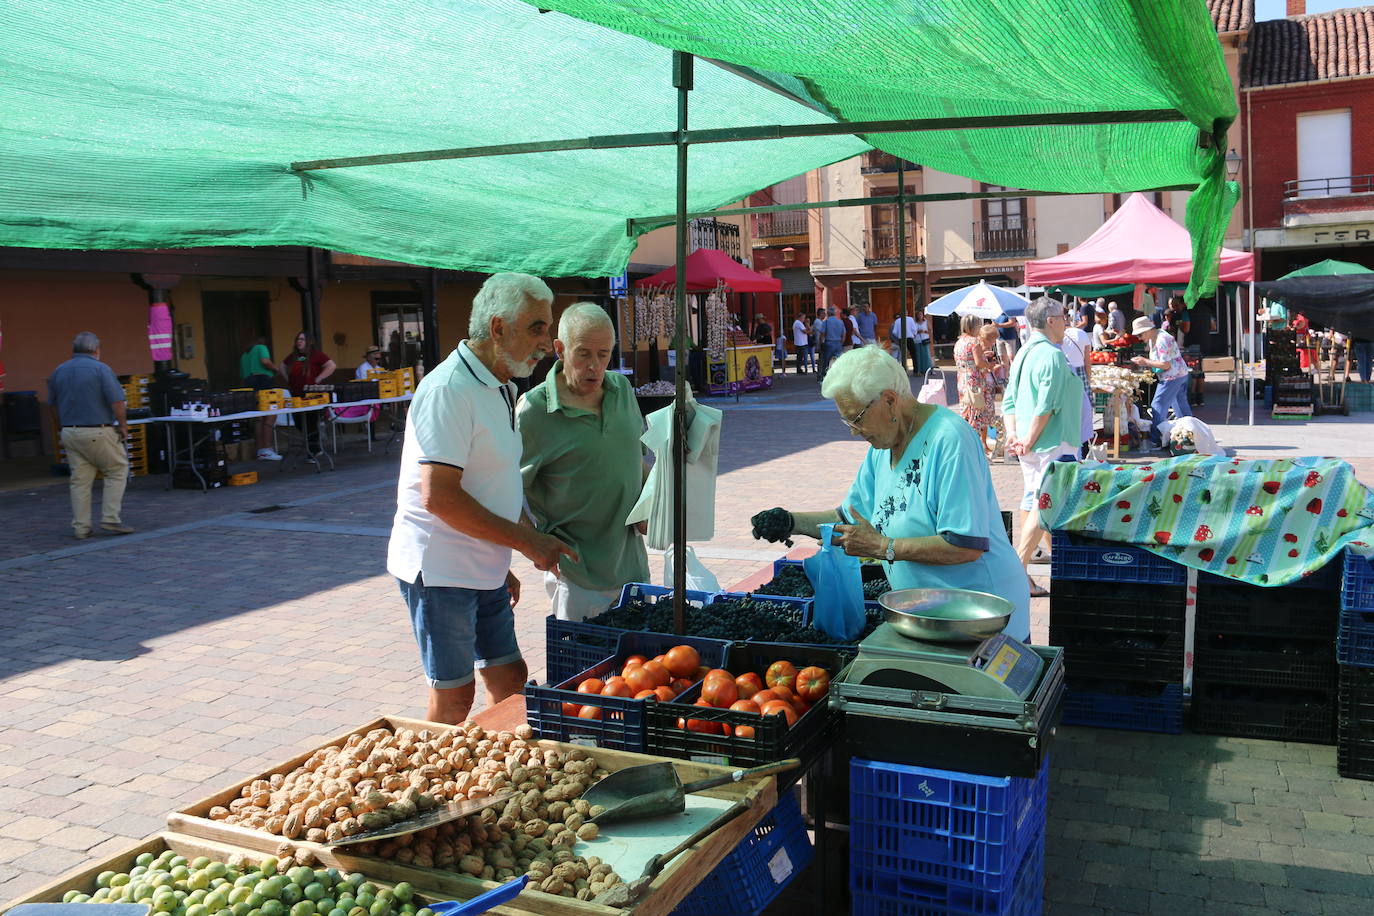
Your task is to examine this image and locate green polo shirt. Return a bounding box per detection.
[517,365,650,592]
[1001,332,1084,453]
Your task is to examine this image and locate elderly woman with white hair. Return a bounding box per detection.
[750,345,1030,641]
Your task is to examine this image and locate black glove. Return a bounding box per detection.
[751,507,795,547]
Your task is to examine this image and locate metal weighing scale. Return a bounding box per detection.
[831,588,1065,777]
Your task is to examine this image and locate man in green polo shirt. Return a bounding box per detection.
[517,303,650,620]
[1002,297,1083,597]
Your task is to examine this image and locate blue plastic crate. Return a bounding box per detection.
[1050,530,1186,586]
[851,836,1044,916]
[1062,682,1184,734]
[524,632,729,752]
[1338,616,1374,668]
[1343,550,1374,611]
[671,792,813,916]
[850,757,1048,895]
[545,584,716,683]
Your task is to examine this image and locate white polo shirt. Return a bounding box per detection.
[387,342,522,590]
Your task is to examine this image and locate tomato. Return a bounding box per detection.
[623,655,647,669]
[577,678,605,695]
[623,665,657,694]
[734,672,764,700]
[734,724,756,739]
[759,701,798,727]
[642,660,673,688]
[601,680,634,698]
[634,689,659,700]
[701,676,739,709]
[561,702,582,717]
[652,685,677,702]
[696,666,712,681]
[765,660,799,691]
[767,683,797,707]
[704,668,733,683]
[671,677,694,695]
[578,705,603,720]
[680,699,721,734]
[751,689,781,706]
[729,699,761,715]
[795,666,831,704]
[664,645,702,679]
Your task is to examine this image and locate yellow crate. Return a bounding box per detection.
[377,378,401,399]
[227,471,258,486]
[256,388,287,411]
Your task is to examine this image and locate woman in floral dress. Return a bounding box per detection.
[954,314,996,454]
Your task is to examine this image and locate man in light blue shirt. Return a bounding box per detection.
[855,304,879,345]
[48,332,132,538]
[818,307,847,380]
[1002,298,1083,596]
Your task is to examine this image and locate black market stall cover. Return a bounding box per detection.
[1257,274,1374,339]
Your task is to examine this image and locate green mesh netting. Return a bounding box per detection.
[531,0,1240,301]
[1,0,1237,294]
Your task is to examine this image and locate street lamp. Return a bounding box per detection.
[1225,148,1242,180]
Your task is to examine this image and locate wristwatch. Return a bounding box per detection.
[884,538,896,563]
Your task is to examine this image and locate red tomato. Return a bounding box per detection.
[751,689,781,706]
[652,685,677,702]
[760,701,798,727]
[623,665,657,694]
[729,699,761,715]
[701,676,739,709]
[634,689,658,700]
[561,702,582,717]
[795,666,831,704]
[695,666,712,681]
[671,677,694,695]
[703,668,734,684]
[680,699,721,734]
[642,660,673,688]
[664,645,702,679]
[577,678,605,695]
[734,673,764,700]
[578,706,603,720]
[601,680,634,698]
[735,724,756,739]
[767,683,797,707]
[623,655,647,669]
[765,660,799,691]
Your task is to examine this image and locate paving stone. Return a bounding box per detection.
[1093,884,1151,913]
[1264,884,1325,914]
[1304,810,1356,832]
[43,824,112,852]
[7,844,89,876]
[1207,877,1268,906]
[1323,892,1374,915]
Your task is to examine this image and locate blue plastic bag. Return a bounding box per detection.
[803,524,866,641]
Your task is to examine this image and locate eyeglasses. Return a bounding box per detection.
[841,397,878,432]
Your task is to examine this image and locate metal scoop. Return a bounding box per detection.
[581,759,800,824]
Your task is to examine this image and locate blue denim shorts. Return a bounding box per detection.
[398,574,523,689]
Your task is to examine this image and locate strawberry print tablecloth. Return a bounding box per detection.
[1039,455,1374,586]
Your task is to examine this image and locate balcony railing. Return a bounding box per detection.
[689,218,741,260]
[973,218,1036,260]
[860,151,921,174]
[754,210,809,239]
[1283,175,1374,199]
[863,224,923,267]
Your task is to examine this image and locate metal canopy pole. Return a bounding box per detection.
[291,110,1189,172]
[672,52,692,636]
[1249,281,1256,426]
[897,161,908,370]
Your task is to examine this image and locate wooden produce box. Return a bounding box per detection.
[0,833,473,915]
[168,715,779,916]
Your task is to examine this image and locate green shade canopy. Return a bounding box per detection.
[0,0,1238,294]
[1279,259,1374,279]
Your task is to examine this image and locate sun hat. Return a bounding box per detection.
[1131,316,1155,335]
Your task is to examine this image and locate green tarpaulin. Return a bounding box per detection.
[1,0,1238,293]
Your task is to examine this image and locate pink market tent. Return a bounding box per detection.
[636,248,780,292]
[1023,193,1253,286]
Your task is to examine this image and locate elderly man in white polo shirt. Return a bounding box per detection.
[388,273,578,724]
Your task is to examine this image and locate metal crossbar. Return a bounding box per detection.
[290,109,1187,172]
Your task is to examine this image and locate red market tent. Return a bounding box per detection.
[1024,193,1254,286]
[636,247,781,292]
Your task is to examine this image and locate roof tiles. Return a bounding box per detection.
[1246,8,1374,86]
[1209,0,1255,34]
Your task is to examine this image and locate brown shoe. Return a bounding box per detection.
[74,530,92,540]
[101,523,136,535]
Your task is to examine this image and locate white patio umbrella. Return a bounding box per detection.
[925,280,1032,318]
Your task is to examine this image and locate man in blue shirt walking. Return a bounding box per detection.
[48,332,134,538]
[818,307,847,380]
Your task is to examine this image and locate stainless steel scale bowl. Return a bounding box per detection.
[878,587,1014,643]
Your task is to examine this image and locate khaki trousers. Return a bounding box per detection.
[61,427,129,534]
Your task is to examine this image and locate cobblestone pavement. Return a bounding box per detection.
[2,373,1373,912]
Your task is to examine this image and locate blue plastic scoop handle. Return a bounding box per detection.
[428,876,529,916]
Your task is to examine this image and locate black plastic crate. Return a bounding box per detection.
[1193,633,1338,690]
[1062,680,1183,734]
[1339,665,1374,726]
[645,643,852,778]
[545,584,716,683]
[1049,581,1185,634]
[1196,583,1340,639]
[1050,531,1186,586]
[1048,625,1183,682]
[1337,729,1374,781]
[1200,558,1341,591]
[1190,682,1336,744]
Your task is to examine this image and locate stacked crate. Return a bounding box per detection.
[121,373,150,409]
[849,758,1048,916]
[1339,551,1374,779]
[1190,562,1340,744]
[125,424,149,477]
[1049,532,1187,733]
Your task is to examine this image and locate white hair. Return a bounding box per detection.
[468,273,553,340]
[72,331,100,354]
[1025,296,1063,331]
[820,344,912,403]
[557,302,615,345]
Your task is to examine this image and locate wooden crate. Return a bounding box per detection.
[168,715,779,916]
[0,833,468,914]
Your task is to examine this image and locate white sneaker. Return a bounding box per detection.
[257,449,284,461]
